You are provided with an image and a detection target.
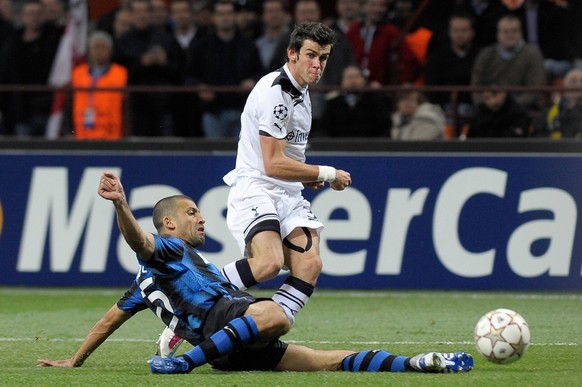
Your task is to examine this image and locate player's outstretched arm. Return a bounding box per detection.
[98,171,155,260]
[37,305,132,368]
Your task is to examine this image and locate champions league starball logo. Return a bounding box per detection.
[273,104,288,120]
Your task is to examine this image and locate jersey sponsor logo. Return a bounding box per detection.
[286,130,309,143]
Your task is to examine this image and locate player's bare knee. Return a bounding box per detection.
[248,301,291,338]
[307,254,323,277]
[252,259,283,282]
[268,259,285,276]
[292,253,322,281]
[248,241,285,279]
[268,303,291,336]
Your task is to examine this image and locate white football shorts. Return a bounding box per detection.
[226,177,324,256]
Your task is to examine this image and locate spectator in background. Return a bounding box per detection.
[332,0,362,35]
[509,0,582,83]
[471,14,545,110]
[535,69,582,139]
[415,0,457,40]
[192,0,213,30]
[454,0,507,49]
[0,0,14,20]
[0,0,14,38]
[96,0,131,36]
[389,0,434,83]
[170,0,207,72]
[0,0,61,136]
[391,88,446,140]
[169,0,207,137]
[114,0,179,136]
[71,31,128,140]
[112,7,132,41]
[425,11,480,137]
[466,87,530,138]
[41,0,66,29]
[151,0,171,32]
[255,0,290,72]
[0,0,15,52]
[319,65,390,137]
[187,0,262,138]
[345,0,421,86]
[0,0,15,134]
[236,0,262,40]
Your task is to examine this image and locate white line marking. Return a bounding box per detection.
[2,337,577,346]
[3,289,581,301]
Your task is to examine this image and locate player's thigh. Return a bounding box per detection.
[247,230,285,265]
[283,227,322,280]
[227,179,281,256]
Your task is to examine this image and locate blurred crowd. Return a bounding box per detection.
[1,0,582,140]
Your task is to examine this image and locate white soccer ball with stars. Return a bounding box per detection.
[474,308,531,364]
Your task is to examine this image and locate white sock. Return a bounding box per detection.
[271,276,314,325]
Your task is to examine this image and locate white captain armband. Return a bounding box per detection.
[317,166,336,182]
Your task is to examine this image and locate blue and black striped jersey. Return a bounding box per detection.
[117,234,237,345]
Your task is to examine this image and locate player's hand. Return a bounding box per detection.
[330,169,352,191]
[98,171,125,202]
[37,358,77,368]
[303,181,325,190]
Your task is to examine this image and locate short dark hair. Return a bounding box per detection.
[498,13,521,27]
[449,10,475,28]
[130,0,152,11]
[152,195,193,233]
[264,0,289,13]
[286,22,336,60]
[213,0,238,13]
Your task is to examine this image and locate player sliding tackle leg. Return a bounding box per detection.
[152,340,474,374]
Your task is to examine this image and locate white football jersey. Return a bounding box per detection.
[223,64,312,194]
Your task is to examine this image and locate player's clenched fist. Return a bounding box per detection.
[98,171,125,202]
[330,169,352,191]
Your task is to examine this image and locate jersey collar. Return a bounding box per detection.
[283,63,308,94]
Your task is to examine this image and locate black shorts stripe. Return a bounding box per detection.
[244,218,280,246]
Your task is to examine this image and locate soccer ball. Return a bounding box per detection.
[474,308,531,364]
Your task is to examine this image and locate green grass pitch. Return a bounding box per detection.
[1,287,581,386]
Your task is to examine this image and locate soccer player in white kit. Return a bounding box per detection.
[221,22,352,324]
